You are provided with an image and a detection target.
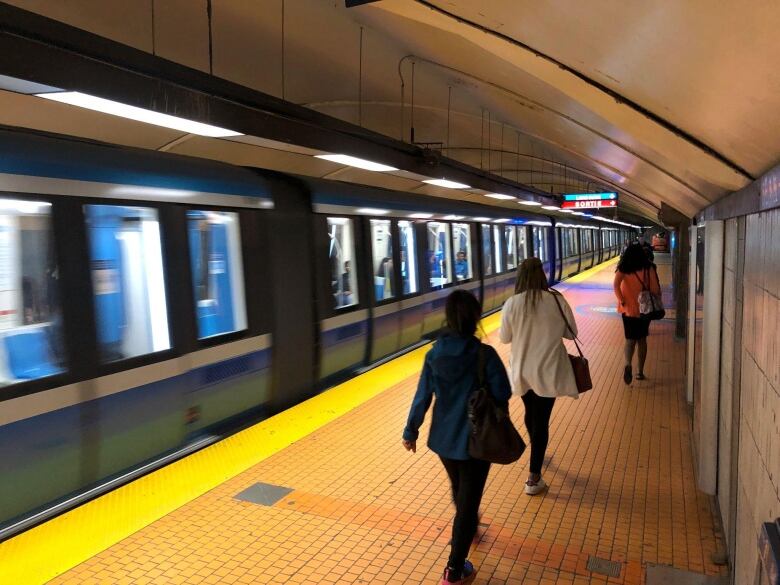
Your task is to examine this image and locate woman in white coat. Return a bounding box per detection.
[499,257,579,495]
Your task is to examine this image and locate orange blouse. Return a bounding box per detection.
[613,267,661,318]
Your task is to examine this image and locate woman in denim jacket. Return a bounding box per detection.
[403,290,512,585]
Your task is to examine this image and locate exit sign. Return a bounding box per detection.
[561,199,617,209]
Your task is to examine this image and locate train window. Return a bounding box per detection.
[187,210,247,339]
[493,226,504,273]
[452,223,473,281]
[532,227,547,262]
[517,227,528,262]
[328,217,358,309]
[85,204,170,362]
[569,228,579,257]
[581,230,592,254]
[397,221,418,295]
[426,222,452,288]
[370,219,394,301]
[481,225,493,276]
[0,199,64,386]
[504,226,517,270]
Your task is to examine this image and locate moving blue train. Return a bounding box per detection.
[0,128,632,539]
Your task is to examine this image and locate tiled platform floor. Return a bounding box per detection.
[52,257,727,584]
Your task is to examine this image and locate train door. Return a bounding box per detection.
[315,215,369,381]
[421,221,454,335]
[396,220,425,349]
[452,222,481,302]
[480,224,496,311]
[368,218,401,362]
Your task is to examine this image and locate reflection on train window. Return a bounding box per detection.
[0,199,64,386]
[533,226,548,262]
[398,221,418,295]
[187,210,247,339]
[328,217,358,309]
[452,223,472,281]
[493,226,504,273]
[426,222,452,289]
[85,204,170,362]
[504,226,517,270]
[564,228,578,257]
[370,219,394,301]
[517,227,528,262]
[481,224,493,276]
[581,230,592,254]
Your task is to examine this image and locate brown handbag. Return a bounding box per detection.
[550,291,593,393]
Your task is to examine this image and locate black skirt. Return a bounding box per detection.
[622,315,650,340]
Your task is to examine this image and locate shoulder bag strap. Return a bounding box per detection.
[634,270,649,291]
[550,291,585,359]
[477,343,486,388]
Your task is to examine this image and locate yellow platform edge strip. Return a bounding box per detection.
[563,256,619,284]
[0,313,502,584]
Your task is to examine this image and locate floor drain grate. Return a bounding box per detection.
[586,556,622,577]
[234,482,293,506]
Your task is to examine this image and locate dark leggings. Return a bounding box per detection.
[521,390,556,474]
[439,456,491,573]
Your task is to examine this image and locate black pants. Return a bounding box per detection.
[439,456,491,572]
[521,390,556,474]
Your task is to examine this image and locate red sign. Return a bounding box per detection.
[561,200,617,209]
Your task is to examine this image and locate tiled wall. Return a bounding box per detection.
[734,207,780,584]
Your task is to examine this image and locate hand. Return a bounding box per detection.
[402,439,416,453]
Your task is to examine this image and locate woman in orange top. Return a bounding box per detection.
[613,243,661,384]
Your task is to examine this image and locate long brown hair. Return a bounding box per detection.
[514,257,548,308]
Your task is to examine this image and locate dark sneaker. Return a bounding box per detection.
[623,365,633,385]
[441,560,476,584]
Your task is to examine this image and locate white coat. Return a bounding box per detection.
[499,290,579,398]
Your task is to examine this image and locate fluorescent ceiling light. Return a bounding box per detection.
[315,154,397,172]
[356,207,389,215]
[443,215,465,220]
[409,213,433,219]
[492,218,510,223]
[518,200,542,206]
[472,216,491,221]
[541,205,560,211]
[423,179,471,189]
[35,91,242,137]
[559,209,574,213]
[484,193,516,201]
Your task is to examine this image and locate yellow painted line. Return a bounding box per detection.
[0,311,503,585]
[564,256,619,283]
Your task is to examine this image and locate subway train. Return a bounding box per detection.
[0,128,633,539]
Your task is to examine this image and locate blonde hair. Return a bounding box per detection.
[514,257,549,308]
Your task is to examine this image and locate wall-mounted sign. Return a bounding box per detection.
[563,192,618,201]
[561,199,617,209]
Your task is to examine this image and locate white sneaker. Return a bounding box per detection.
[525,477,547,495]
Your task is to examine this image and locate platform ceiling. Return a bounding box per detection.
[1,0,778,221]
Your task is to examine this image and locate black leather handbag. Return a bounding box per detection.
[467,345,526,464]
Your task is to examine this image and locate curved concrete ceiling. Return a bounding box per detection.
[2,0,778,222]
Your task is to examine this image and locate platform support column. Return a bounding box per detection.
[698,219,724,495]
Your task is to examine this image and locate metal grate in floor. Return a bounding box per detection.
[586,555,622,577]
[234,482,293,506]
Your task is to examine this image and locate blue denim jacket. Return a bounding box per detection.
[403,334,512,460]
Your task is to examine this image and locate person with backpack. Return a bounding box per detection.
[613,242,662,384]
[402,289,511,585]
[499,257,580,496]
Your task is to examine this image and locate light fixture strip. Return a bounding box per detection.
[36,91,242,137]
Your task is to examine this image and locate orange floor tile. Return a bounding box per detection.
[49,257,727,584]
